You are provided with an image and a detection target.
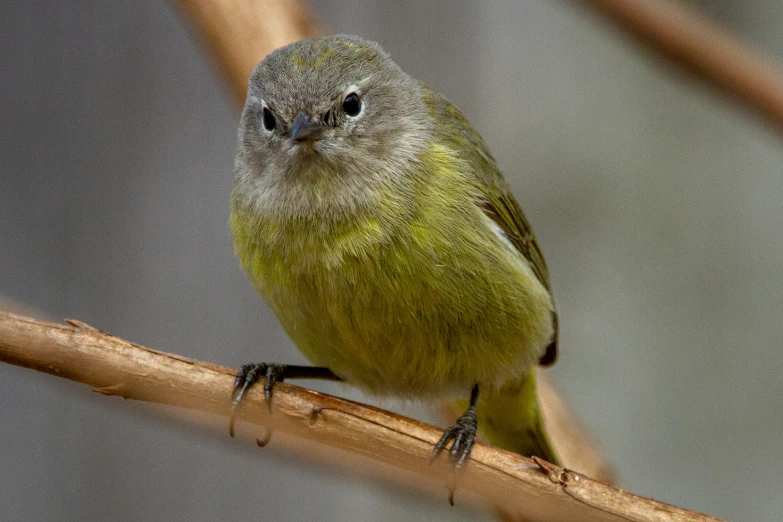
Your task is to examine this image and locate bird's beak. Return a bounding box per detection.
[290,112,326,143]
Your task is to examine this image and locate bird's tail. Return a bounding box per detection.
[474,370,559,465]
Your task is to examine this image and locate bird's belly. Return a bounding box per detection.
[257,242,553,397]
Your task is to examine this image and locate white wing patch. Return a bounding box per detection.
[483,213,543,287]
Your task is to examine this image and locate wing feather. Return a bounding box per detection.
[420,84,558,365]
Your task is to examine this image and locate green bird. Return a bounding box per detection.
[229,35,559,500]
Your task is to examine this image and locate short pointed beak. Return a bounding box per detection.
[290,112,326,143]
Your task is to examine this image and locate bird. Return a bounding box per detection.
[228,35,559,503]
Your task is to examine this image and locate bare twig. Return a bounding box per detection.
[0,312,722,521]
[573,0,783,135]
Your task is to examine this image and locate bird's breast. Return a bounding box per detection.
[228,142,554,395]
[230,200,553,396]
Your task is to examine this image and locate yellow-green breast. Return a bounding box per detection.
[230,142,553,397]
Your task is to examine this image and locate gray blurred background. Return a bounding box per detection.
[2,1,782,520]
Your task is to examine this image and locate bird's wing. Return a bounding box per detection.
[420,83,557,365]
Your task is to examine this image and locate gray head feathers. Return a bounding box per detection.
[233,35,432,223]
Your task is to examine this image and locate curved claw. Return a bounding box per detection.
[450,425,477,471]
[431,411,478,470]
[432,414,477,506]
[256,428,273,447]
[229,412,237,439]
[431,384,480,506]
[431,426,457,462]
[229,363,268,437]
[228,363,340,443]
[262,364,287,412]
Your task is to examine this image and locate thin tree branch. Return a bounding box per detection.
[173,0,321,105]
[0,312,721,521]
[572,0,783,135]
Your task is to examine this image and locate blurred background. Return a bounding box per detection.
[2,1,782,520]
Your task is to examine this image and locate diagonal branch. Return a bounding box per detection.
[0,312,721,521]
[572,0,783,135]
[174,0,321,106]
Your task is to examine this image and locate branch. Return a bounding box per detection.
[572,0,783,135]
[0,312,721,521]
[173,0,321,105]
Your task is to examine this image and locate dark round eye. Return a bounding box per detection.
[261,107,276,131]
[342,93,362,117]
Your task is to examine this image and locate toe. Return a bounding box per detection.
[432,426,457,460]
[229,363,268,437]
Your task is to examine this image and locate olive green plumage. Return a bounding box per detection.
[230,35,559,464]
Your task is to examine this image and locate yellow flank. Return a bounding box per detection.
[229,141,554,398]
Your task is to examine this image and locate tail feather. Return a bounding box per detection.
[474,370,559,465]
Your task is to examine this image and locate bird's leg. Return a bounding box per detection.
[432,384,480,505]
[229,363,342,444]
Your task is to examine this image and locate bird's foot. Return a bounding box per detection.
[229,363,342,445]
[431,384,480,505]
[229,363,285,444]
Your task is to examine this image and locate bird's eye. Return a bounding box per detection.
[342,93,362,117]
[261,107,276,131]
